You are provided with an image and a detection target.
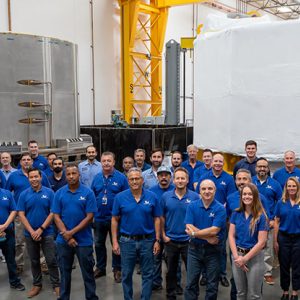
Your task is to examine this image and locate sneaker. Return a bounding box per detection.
[220,276,230,287]
[281,294,289,300]
[10,283,25,291]
[264,275,275,285]
[176,285,183,295]
[152,284,163,291]
[200,276,207,286]
[94,268,106,279]
[113,270,122,283]
[0,255,6,263]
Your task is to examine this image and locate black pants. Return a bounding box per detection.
[278,231,300,291]
[165,240,188,300]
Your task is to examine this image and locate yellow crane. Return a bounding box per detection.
[118,0,207,123]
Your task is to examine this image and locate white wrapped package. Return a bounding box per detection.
[194,16,300,160]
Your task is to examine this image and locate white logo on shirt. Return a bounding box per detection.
[112,182,118,186]
[209,212,215,218]
[41,195,48,199]
[79,196,86,201]
[185,199,191,204]
[2,196,8,201]
[144,200,150,205]
[266,185,273,190]
[220,181,226,186]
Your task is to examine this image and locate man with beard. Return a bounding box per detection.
[48,158,67,192]
[6,152,50,274]
[142,149,164,189]
[252,158,282,285]
[79,145,102,188]
[170,151,183,173]
[134,148,151,172]
[44,153,57,177]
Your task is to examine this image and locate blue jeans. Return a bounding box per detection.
[119,236,154,300]
[56,243,98,300]
[94,220,121,271]
[184,242,221,300]
[0,228,21,286]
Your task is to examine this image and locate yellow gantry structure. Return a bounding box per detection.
[119,0,208,123]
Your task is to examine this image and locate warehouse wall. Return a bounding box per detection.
[0,0,279,126]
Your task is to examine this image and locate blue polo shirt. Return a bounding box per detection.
[0,171,6,189]
[0,189,16,229]
[233,157,258,178]
[252,176,282,220]
[226,191,270,218]
[48,172,67,192]
[274,199,300,234]
[52,184,97,246]
[135,162,151,172]
[273,167,300,189]
[184,198,226,245]
[91,169,129,222]
[181,160,204,191]
[230,211,269,249]
[149,183,175,201]
[6,169,50,203]
[17,186,54,237]
[193,165,212,185]
[142,168,158,189]
[78,159,102,188]
[196,170,237,205]
[162,189,199,241]
[33,155,49,172]
[112,189,162,236]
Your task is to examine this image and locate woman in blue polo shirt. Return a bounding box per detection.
[274,177,300,300]
[228,183,268,300]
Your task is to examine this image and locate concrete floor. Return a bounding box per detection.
[0,245,284,300]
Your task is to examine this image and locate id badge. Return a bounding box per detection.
[102,195,107,205]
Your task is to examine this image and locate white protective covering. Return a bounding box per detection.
[194,15,300,160]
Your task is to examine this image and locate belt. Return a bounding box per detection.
[279,231,300,238]
[120,234,152,241]
[237,246,251,254]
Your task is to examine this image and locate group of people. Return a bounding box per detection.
[0,140,299,300]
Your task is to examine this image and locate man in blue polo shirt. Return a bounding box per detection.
[0,152,17,180]
[0,188,25,291]
[252,157,282,286]
[181,144,203,191]
[28,140,49,172]
[184,179,226,300]
[150,165,174,291]
[196,153,236,287]
[193,149,213,190]
[48,158,67,192]
[78,145,102,188]
[91,151,128,282]
[170,151,183,173]
[161,167,199,300]
[142,148,164,189]
[6,152,50,274]
[273,150,300,188]
[112,167,162,300]
[17,168,60,298]
[134,148,151,171]
[53,164,98,300]
[233,140,258,179]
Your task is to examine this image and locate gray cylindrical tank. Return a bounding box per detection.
[0,32,79,148]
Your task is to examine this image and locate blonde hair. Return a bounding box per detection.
[282,177,300,205]
[236,183,268,235]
